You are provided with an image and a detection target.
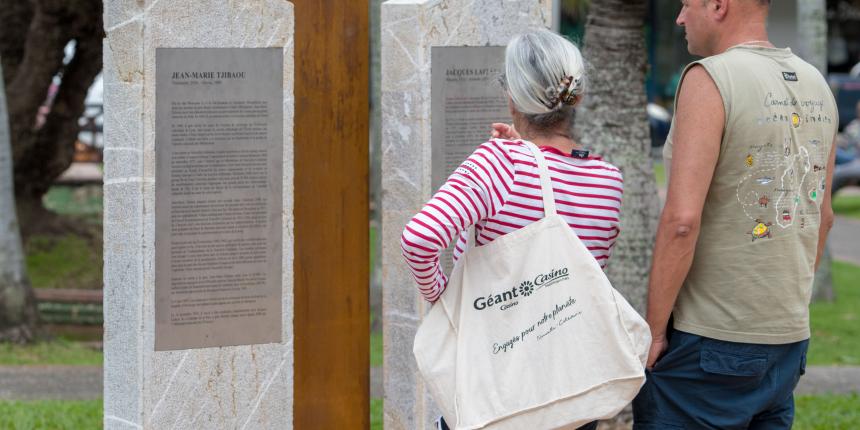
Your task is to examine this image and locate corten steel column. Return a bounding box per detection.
[293,1,370,428]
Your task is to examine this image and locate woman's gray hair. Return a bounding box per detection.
[504,29,585,131]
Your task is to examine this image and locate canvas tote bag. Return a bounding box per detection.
[413,141,650,429]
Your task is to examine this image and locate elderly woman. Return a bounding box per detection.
[401,29,624,430]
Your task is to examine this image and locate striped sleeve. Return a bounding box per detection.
[400,140,515,302]
[601,170,622,268]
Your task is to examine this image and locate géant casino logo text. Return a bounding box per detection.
[472,267,570,311]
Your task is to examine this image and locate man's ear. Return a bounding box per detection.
[711,0,729,21]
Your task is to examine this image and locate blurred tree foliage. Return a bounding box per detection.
[0,0,103,238]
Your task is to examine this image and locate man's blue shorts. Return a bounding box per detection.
[633,328,808,430]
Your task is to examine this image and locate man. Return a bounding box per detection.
[634,0,838,428]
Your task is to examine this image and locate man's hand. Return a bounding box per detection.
[490,123,520,140]
[646,333,668,370]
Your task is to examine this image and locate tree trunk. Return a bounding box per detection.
[0,0,103,236]
[796,0,834,302]
[574,0,659,314]
[0,59,38,343]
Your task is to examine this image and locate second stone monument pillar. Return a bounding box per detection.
[381,1,551,428]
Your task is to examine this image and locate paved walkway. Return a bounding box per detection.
[54,162,102,185]
[831,215,860,266]
[795,366,860,396]
[0,366,102,400]
[0,364,856,401]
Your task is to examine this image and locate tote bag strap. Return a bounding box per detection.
[523,141,558,217]
[438,226,475,335]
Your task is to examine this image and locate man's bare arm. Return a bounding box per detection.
[815,134,837,270]
[645,65,724,368]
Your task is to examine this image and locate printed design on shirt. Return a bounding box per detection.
[735,91,834,240]
[783,136,792,157]
[748,219,773,241]
[756,93,833,126]
[737,140,823,231]
[773,146,812,228]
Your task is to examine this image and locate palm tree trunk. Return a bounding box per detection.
[0,59,38,343]
[574,0,659,313]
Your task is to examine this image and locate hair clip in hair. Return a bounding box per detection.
[544,75,578,109]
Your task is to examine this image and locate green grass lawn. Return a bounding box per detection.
[0,395,851,430]
[795,394,860,429]
[26,234,102,290]
[0,400,101,430]
[43,185,102,219]
[833,193,860,220]
[25,185,103,290]
[653,161,666,188]
[370,331,383,367]
[808,261,860,365]
[0,338,102,366]
[371,398,383,430]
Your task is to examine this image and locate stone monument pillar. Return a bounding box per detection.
[380,1,550,428]
[102,2,295,428]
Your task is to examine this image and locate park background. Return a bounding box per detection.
[0,0,859,428]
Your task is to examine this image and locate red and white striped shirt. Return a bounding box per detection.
[400,139,623,302]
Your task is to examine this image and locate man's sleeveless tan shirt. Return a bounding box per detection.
[664,46,838,344]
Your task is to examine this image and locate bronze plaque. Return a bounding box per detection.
[155,48,283,350]
[431,46,510,272]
